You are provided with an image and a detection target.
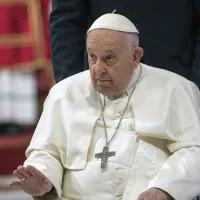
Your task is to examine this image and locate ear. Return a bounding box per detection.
[132,47,144,67]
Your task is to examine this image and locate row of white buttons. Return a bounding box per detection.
[114,100,122,118]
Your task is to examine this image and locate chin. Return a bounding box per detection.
[94,83,120,97]
[95,85,109,96]
[97,87,118,97]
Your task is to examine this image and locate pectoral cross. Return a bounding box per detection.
[95,146,116,169]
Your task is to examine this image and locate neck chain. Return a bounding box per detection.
[95,64,142,169]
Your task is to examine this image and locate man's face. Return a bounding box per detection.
[87,29,141,96]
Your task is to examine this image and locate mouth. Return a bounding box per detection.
[96,79,111,82]
[96,80,112,87]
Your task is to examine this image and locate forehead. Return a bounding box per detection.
[87,29,125,50]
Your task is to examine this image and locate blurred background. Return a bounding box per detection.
[0,0,53,199]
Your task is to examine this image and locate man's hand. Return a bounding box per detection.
[9,165,52,197]
[137,188,172,200]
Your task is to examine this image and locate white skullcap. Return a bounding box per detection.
[87,11,139,34]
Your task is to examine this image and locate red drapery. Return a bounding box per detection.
[0,0,51,70]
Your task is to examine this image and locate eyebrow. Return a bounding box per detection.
[87,48,92,51]
[105,50,116,54]
[87,47,115,51]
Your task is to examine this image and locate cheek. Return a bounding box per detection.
[89,63,95,73]
[106,66,119,82]
[111,65,130,83]
[89,66,97,83]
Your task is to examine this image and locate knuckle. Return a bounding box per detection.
[138,194,144,199]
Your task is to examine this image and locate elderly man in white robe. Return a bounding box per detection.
[9,13,200,200]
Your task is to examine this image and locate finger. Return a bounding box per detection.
[137,194,145,200]
[13,170,25,181]
[9,181,22,187]
[17,166,32,178]
[139,195,150,200]
[41,178,52,191]
[137,197,146,200]
[25,165,43,177]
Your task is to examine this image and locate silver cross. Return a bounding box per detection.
[95,146,116,169]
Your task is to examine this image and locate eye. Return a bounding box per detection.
[88,54,97,62]
[105,55,113,61]
[104,55,116,65]
[89,54,94,58]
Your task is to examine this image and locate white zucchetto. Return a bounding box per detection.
[87,12,139,34]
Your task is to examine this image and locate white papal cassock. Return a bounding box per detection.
[24,64,200,200]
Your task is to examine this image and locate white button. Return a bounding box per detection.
[115,100,119,105]
[116,113,121,118]
[116,193,123,197]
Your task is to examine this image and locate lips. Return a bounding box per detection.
[96,79,111,87]
[96,79,111,82]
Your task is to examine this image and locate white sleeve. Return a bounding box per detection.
[23,88,67,198]
[149,82,200,200]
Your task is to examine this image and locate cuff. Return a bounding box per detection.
[33,187,59,200]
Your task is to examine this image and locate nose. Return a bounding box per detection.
[94,60,106,79]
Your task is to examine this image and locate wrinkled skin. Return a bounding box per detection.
[137,188,172,200]
[87,29,143,97]
[9,165,52,197]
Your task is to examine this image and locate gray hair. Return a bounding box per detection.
[124,33,139,52]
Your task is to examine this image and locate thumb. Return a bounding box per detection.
[137,193,145,200]
[41,178,52,191]
[9,181,22,187]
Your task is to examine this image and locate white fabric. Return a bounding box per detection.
[63,128,137,200]
[87,13,139,34]
[63,86,167,200]
[24,64,200,200]
[98,94,134,129]
[0,70,37,125]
